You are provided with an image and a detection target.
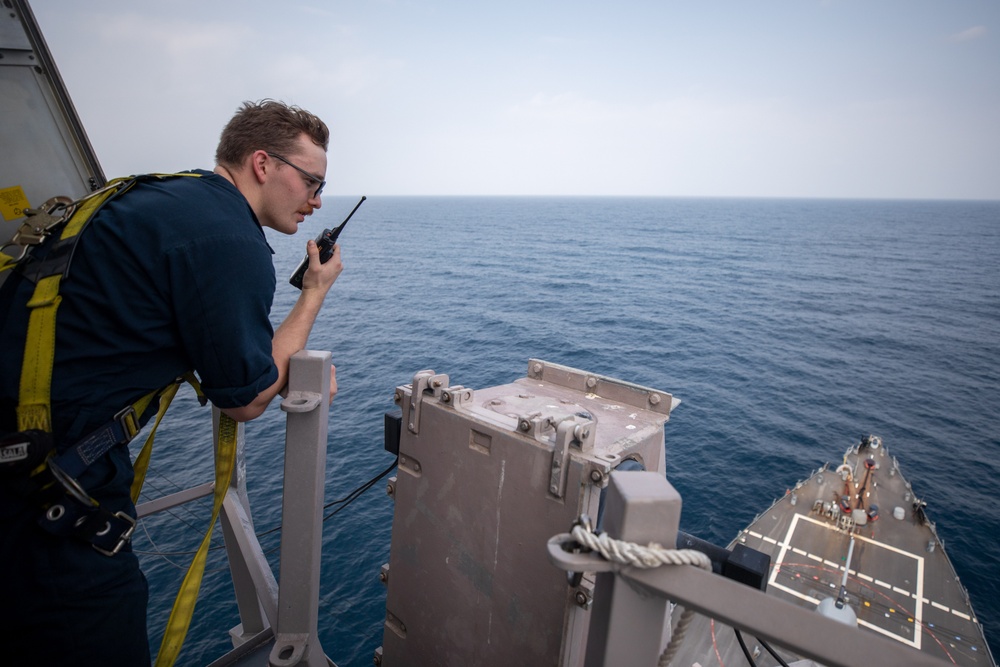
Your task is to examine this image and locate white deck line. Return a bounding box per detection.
[914,532,925,649]
[859,618,916,644]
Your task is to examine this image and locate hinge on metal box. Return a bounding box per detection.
[548,415,595,499]
[406,369,450,434]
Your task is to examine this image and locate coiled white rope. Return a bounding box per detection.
[569,524,712,667]
[570,524,711,570]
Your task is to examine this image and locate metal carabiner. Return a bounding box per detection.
[0,196,76,264]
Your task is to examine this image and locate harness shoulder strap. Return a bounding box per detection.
[13,172,201,434]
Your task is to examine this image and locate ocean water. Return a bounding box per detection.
[132,196,1000,666]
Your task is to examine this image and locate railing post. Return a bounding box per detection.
[269,350,332,667]
[217,407,280,646]
[584,471,681,666]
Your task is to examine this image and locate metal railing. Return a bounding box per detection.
[136,350,334,667]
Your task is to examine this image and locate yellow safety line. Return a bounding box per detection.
[154,413,238,667]
[130,383,181,504]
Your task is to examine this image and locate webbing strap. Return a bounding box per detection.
[154,413,238,667]
[131,372,208,502]
[129,383,181,503]
[52,387,160,479]
[17,274,62,431]
[14,179,130,433]
[0,251,17,273]
[13,172,201,433]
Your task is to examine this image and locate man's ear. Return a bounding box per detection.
[249,149,269,185]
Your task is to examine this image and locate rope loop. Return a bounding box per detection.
[569,521,711,667]
[570,523,712,571]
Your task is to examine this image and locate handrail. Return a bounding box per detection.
[136,350,335,667]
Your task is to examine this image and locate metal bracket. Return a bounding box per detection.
[406,370,448,434]
[440,385,472,408]
[549,416,596,498]
[526,358,679,417]
[280,391,322,414]
[268,632,310,666]
[516,412,548,440]
[406,370,449,434]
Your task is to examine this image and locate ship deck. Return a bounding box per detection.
[670,439,995,667]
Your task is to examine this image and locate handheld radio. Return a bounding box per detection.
[289,195,366,289]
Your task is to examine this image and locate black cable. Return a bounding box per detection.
[257,455,398,557]
[734,628,757,666]
[757,637,791,667]
[138,456,398,558]
[227,454,399,553]
[323,456,398,522]
[734,628,792,667]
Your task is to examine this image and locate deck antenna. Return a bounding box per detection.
[816,535,859,626]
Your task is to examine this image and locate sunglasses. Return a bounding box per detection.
[267,152,325,198]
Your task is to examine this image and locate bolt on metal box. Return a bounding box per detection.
[379,359,679,666]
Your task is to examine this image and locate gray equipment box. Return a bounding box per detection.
[380,359,678,666]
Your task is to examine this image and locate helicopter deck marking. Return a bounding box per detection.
[769,513,924,650]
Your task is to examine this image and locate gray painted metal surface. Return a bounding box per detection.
[218,410,278,651]
[271,351,333,667]
[0,0,104,255]
[583,472,679,665]
[379,360,677,666]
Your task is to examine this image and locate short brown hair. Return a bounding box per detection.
[215,99,329,168]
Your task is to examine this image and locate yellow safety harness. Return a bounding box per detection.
[1,174,239,666]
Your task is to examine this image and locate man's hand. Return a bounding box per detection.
[329,364,338,404]
[301,239,343,293]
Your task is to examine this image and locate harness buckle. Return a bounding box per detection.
[92,511,137,557]
[114,405,140,441]
[47,457,95,508]
[43,461,138,556]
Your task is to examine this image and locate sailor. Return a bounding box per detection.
[0,100,341,666]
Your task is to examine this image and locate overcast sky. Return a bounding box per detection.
[30,1,1000,199]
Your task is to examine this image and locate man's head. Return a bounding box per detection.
[216,99,328,168]
[216,100,330,234]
